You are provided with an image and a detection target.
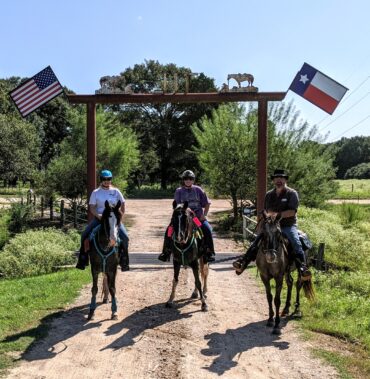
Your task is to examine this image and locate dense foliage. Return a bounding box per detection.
[193,102,338,218]
[344,162,370,179]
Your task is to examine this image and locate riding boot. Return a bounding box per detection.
[295,255,312,279]
[158,235,171,262]
[204,249,216,263]
[233,234,262,275]
[119,245,129,272]
[76,245,88,270]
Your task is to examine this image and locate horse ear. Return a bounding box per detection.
[262,210,267,220]
[115,200,121,211]
[172,200,177,209]
[183,201,188,210]
[105,200,110,209]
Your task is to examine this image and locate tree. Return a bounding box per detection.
[193,102,338,220]
[107,60,218,188]
[0,114,40,182]
[39,109,139,202]
[331,136,370,179]
[344,162,370,179]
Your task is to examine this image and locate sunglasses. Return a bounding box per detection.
[184,177,194,181]
[101,177,112,181]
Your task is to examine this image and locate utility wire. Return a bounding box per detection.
[332,114,370,140]
[319,92,370,132]
[315,76,370,127]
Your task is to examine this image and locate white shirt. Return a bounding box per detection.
[89,187,125,214]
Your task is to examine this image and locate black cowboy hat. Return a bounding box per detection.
[270,169,289,180]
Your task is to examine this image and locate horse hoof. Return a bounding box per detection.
[272,327,281,335]
[87,312,94,321]
[165,302,174,308]
[292,311,302,319]
[281,309,289,317]
[111,313,118,320]
[266,320,274,327]
[103,298,109,304]
[201,303,208,312]
[191,292,198,299]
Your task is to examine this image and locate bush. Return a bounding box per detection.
[0,228,79,278]
[344,163,370,179]
[0,211,10,249]
[8,203,34,233]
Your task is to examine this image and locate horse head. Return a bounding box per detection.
[261,211,283,264]
[101,200,122,246]
[171,201,193,244]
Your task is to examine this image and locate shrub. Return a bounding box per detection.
[0,211,10,249]
[0,228,79,278]
[8,203,34,233]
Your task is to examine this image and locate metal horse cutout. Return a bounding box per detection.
[227,73,254,88]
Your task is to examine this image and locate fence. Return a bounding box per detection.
[24,194,88,230]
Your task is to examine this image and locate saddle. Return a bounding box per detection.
[283,230,312,264]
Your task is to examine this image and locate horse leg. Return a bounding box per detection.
[102,274,109,304]
[166,261,181,308]
[108,271,118,320]
[293,277,303,318]
[282,272,293,316]
[191,260,200,299]
[191,260,208,312]
[200,259,209,298]
[261,275,274,327]
[88,270,99,320]
[272,277,283,335]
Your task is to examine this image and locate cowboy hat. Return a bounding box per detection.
[270,169,289,180]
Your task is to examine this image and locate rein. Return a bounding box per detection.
[172,230,197,266]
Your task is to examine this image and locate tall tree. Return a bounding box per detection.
[105,60,218,189]
[193,102,338,220]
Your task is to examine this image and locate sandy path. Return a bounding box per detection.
[6,199,337,379]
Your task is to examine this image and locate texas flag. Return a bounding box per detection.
[289,63,348,114]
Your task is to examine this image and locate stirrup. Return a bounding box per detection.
[299,266,312,281]
[158,251,170,262]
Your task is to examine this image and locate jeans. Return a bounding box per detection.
[281,225,304,261]
[81,218,129,251]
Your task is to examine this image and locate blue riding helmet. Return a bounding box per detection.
[100,169,113,180]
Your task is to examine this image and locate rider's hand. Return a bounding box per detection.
[200,215,207,221]
[97,214,102,220]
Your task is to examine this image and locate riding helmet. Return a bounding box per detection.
[100,169,113,180]
[180,170,195,179]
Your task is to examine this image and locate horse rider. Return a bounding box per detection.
[158,169,216,263]
[76,169,129,271]
[233,169,311,278]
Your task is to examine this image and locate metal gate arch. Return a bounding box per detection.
[67,91,286,219]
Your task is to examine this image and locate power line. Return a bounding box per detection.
[319,92,370,132]
[332,114,370,140]
[315,76,370,127]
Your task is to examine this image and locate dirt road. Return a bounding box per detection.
[6,199,337,379]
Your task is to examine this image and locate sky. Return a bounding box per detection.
[1,0,369,142]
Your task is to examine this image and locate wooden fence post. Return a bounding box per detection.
[49,197,53,221]
[73,201,77,228]
[316,243,325,270]
[41,196,44,218]
[60,200,65,226]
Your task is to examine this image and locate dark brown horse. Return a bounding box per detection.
[87,200,122,321]
[256,212,314,334]
[166,201,209,312]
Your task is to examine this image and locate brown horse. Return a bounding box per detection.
[166,201,209,312]
[256,212,314,335]
[87,200,122,321]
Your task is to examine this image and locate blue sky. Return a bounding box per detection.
[1,0,369,142]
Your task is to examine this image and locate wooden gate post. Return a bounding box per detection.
[257,99,268,215]
[87,102,96,222]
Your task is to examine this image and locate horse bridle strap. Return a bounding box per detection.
[172,233,196,266]
[92,225,118,273]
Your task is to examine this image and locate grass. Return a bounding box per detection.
[0,269,90,374]
[334,179,370,199]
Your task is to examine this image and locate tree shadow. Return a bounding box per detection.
[101,298,199,351]
[1,304,103,362]
[201,319,290,376]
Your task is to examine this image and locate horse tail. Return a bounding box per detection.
[302,278,315,301]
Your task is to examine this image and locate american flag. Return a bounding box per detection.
[9,66,64,117]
